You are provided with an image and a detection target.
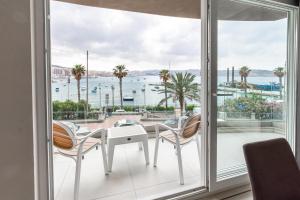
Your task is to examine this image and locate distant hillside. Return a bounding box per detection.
[128,69,201,76]
[52,65,274,77]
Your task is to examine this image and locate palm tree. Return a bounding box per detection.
[273,67,285,99]
[159,69,171,110]
[239,66,251,95]
[71,64,85,102]
[113,65,128,108]
[156,72,199,116]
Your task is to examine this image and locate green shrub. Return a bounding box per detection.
[186,104,196,111]
[145,105,175,112]
[53,100,92,120]
[219,95,283,120]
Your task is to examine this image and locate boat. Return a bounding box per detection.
[81,87,86,91]
[123,96,134,101]
[55,88,59,92]
[254,83,280,91]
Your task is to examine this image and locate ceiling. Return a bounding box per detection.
[54,0,287,21]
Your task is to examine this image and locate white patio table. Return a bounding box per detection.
[107,125,149,172]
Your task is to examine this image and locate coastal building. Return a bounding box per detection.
[52,65,71,78]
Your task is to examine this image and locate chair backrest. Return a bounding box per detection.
[243,138,300,200]
[180,114,201,138]
[53,121,76,150]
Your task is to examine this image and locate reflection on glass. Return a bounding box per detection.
[216,0,288,176]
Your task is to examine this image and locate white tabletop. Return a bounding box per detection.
[76,127,91,136]
[108,125,147,139]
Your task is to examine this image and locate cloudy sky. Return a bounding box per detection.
[50,1,287,71]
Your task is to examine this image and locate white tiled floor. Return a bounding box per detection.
[54,138,202,200]
[54,132,282,200]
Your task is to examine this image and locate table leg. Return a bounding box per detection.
[107,140,115,172]
[142,138,149,165]
[138,142,143,151]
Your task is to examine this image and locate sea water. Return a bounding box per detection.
[52,75,279,108]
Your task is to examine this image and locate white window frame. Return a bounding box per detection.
[31,0,53,199]
[206,0,299,191]
[31,0,299,199]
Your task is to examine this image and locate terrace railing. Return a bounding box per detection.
[53,111,101,120]
[218,111,283,121]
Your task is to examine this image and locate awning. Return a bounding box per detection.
[53,0,288,21]
[54,0,201,19]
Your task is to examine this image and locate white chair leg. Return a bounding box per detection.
[100,143,109,175]
[142,138,150,165]
[176,143,184,185]
[154,126,160,167]
[196,134,201,166]
[74,154,82,200]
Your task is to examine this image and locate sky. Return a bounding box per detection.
[50,1,288,71]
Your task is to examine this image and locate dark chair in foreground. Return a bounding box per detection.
[243,138,300,200]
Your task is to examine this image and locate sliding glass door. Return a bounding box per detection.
[205,0,298,190]
[44,0,298,198]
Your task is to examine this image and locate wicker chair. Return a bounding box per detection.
[153,114,201,185]
[53,121,108,200]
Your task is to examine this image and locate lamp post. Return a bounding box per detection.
[141,84,146,108]
[105,94,109,108]
[67,75,70,100]
[85,50,89,119]
[98,83,102,111]
[111,85,115,111]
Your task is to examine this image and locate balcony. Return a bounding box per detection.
[53,115,283,200]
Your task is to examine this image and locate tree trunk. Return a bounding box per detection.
[279,77,283,99]
[77,79,80,102]
[244,76,247,96]
[179,96,184,116]
[120,78,123,108]
[164,82,168,110]
[241,76,243,82]
[112,88,115,110]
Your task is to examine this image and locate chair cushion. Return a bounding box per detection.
[160,130,193,145]
[58,137,101,156]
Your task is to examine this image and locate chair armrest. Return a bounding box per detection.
[76,128,106,143]
[178,116,188,129]
[155,123,179,135]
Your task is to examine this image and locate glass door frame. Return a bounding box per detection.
[34,0,298,199]
[203,0,299,191]
[43,0,210,199]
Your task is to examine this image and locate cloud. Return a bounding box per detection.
[50,1,201,71]
[218,19,287,69]
[51,1,288,71]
